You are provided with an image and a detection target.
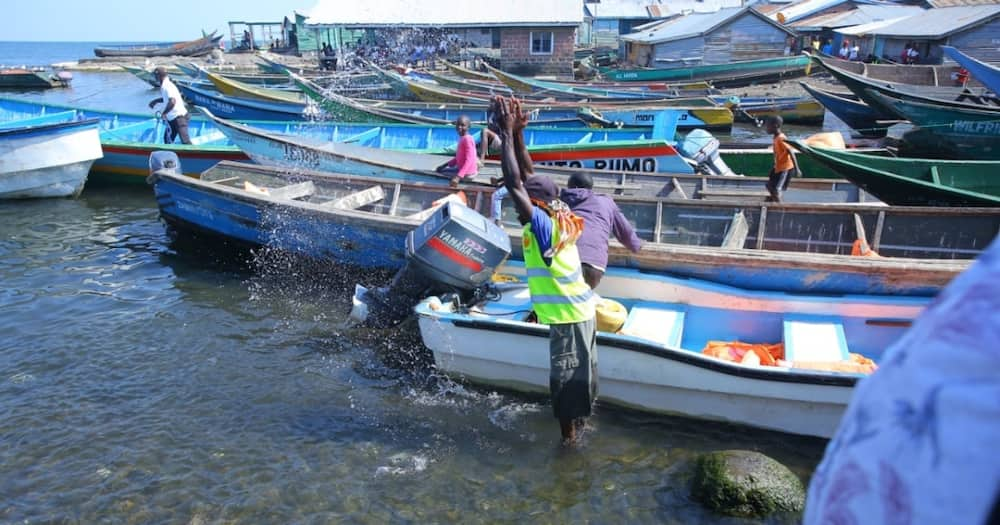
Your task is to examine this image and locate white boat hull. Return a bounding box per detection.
[420,313,852,438]
[415,268,925,439]
[0,124,102,199]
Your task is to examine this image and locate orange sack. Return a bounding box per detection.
[701,341,784,366]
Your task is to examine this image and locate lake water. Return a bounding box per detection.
[0,42,827,523]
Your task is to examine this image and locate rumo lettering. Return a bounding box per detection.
[537,158,657,172]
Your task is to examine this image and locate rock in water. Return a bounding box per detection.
[691,450,805,518]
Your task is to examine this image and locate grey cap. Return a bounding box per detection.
[524,175,559,203]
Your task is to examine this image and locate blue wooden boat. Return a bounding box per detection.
[152,160,981,299]
[941,46,1000,94]
[176,81,319,121]
[199,107,875,204]
[799,82,898,137]
[0,96,713,182]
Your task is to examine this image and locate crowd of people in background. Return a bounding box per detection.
[317,28,484,71]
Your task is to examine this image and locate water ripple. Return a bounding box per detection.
[0,186,821,524]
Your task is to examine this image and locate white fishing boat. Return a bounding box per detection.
[416,263,927,438]
[0,117,102,199]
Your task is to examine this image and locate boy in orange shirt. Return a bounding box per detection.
[766,116,797,203]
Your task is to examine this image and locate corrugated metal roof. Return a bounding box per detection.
[835,15,914,34]
[584,0,747,19]
[585,0,663,19]
[305,0,582,27]
[621,7,790,44]
[927,0,1000,7]
[836,4,1000,37]
[768,0,851,23]
[791,4,926,29]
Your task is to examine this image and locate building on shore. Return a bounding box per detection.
[758,0,924,53]
[579,0,745,57]
[620,6,796,68]
[834,4,1000,63]
[300,0,581,78]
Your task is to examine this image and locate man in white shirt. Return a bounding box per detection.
[147,67,191,145]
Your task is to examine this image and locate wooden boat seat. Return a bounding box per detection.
[783,316,850,362]
[189,130,225,146]
[619,302,686,348]
[406,193,467,221]
[341,127,381,144]
[268,181,316,201]
[319,185,386,210]
[697,189,770,199]
[721,211,749,249]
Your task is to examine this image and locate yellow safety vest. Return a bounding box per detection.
[522,219,596,325]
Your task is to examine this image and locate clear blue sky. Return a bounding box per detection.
[4,0,318,42]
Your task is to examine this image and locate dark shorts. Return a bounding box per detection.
[549,317,598,421]
[767,169,793,193]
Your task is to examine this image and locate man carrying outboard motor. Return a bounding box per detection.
[491,96,598,446]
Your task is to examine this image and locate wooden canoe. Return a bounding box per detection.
[789,140,1000,206]
[153,160,993,298]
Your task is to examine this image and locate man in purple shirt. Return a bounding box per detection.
[560,172,644,289]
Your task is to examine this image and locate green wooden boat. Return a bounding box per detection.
[598,55,812,86]
[866,90,1000,161]
[789,140,1000,207]
[813,55,998,116]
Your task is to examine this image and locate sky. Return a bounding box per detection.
[4,0,319,42]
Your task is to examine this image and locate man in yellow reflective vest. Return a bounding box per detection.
[491,96,598,446]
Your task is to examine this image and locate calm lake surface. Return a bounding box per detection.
[1,43,828,523]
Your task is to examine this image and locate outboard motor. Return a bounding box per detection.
[147,150,182,184]
[351,201,512,328]
[679,129,737,177]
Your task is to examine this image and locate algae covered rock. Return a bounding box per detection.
[691,449,805,518]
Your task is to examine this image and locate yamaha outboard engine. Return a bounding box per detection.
[679,129,737,177]
[351,201,511,328]
[147,150,182,184]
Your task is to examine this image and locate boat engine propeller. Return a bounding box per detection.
[679,129,737,177]
[350,201,512,328]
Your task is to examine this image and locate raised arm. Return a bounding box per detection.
[510,98,535,180]
[492,97,534,225]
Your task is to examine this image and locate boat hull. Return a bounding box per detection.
[0,69,68,89]
[0,120,102,199]
[416,268,925,438]
[600,55,812,85]
[799,82,891,137]
[178,82,314,121]
[867,90,1000,161]
[154,174,411,267]
[159,161,978,298]
[420,313,852,437]
[791,141,1000,206]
